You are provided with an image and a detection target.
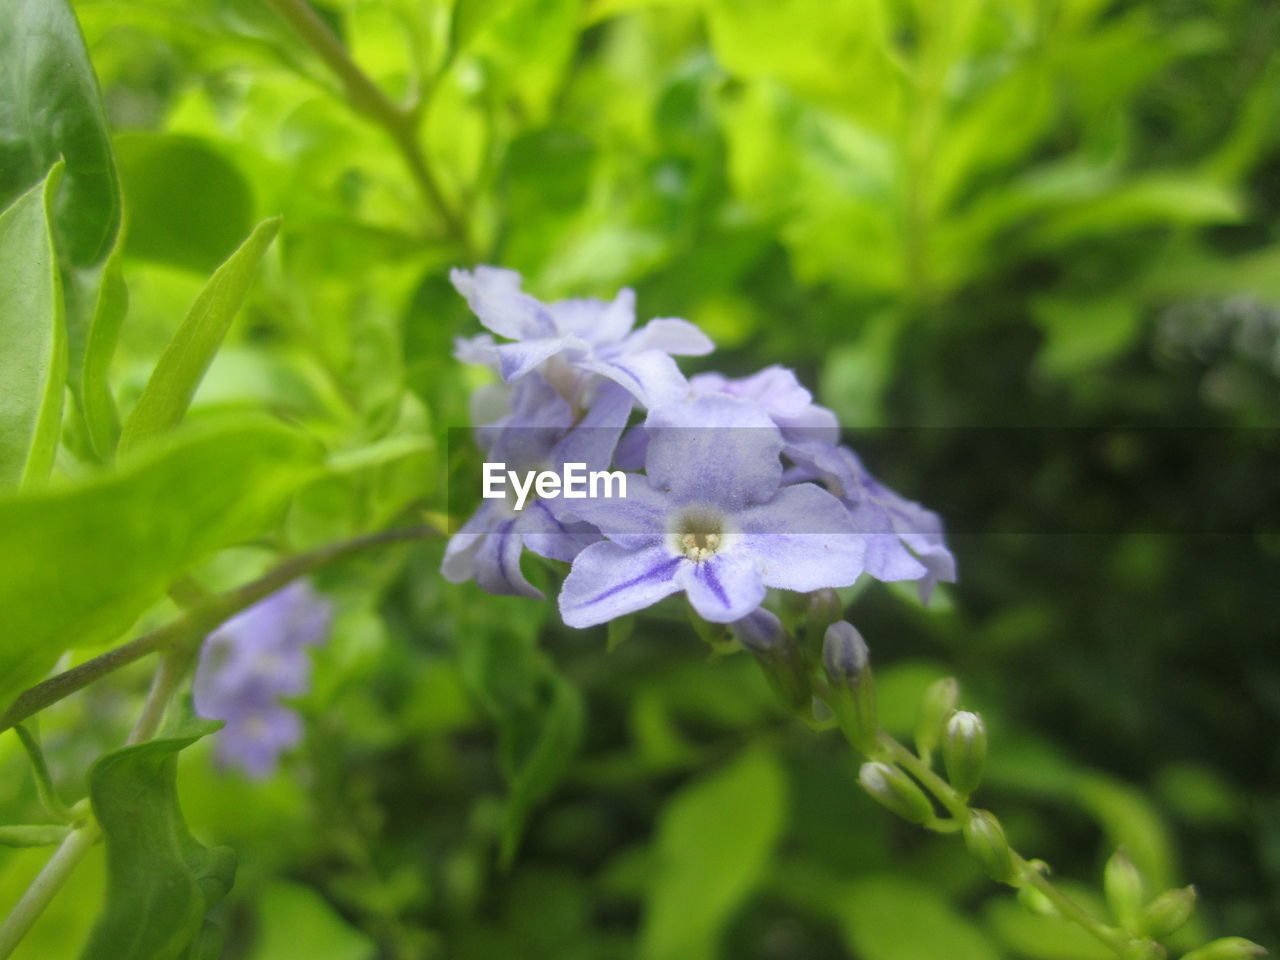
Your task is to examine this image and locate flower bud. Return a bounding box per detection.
[916,677,959,758]
[1142,886,1196,940]
[732,608,786,654]
[1122,940,1166,960]
[732,609,811,709]
[943,710,987,795]
[1017,883,1059,917]
[1179,938,1268,960]
[963,809,1018,885]
[823,621,876,752]
[805,587,843,649]
[1105,847,1145,933]
[858,761,934,825]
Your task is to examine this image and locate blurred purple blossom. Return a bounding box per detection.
[194,580,333,778]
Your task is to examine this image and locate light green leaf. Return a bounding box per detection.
[119,216,282,455]
[115,134,255,275]
[499,667,585,866]
[839,875,1002,960]
[639,747,787,960]
[0,421,321,712]
[81,725,236,960]
[0,168,67,489]
[65,242,128,460]
[247,881,377,960]
[0,0,120,268]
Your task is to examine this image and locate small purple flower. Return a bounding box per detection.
[194,580,332,778]
[450,266,714,408]
[441,379,633,597]
[553,395,866,626]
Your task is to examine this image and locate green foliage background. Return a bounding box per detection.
[0,0,1277,957]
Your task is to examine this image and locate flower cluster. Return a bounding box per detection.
[193,581,333,778]
[444,266,955,629]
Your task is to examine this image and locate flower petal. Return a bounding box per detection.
[624,318,714,356]
[473,517,542,598]
[450,266,555,340]
[519,500,601,562]
[549,288,636,344]
[547,473,668,548]
[493,336,581,383]
[645,394,782,509]
[577,349,691,408]
[735,483,865,590]
[676,552,765,623]
[559,541,684,628]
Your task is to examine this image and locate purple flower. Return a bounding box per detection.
[552,395,866,626]
[450,266,714,408]
[789,444,957,602]
[441,379,633,597]
[193,580,332,778]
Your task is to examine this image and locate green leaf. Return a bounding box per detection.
[639,747,787,960]
[0,421,321,713]
[984,895,1114,960]
[0,0,121,268]
[115,134,255,275]
[838,875,1002,960]
[81,725,236,960]
[499,667,585,867]
[1075,773,1175,892]
[65,242,129,460]
[246,881,376,960]
[448,0,518,62]
[119,216,282,455]
[0,168,67,489]
[1031,295,1142,379]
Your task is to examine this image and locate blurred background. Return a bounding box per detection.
[1,0,1277,957]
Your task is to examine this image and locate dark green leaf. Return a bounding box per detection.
[499,667,584,867]
[0,0,120,267]
[119,216,282,455]
[0,421,321,712]
[116,134,255,274]
[0,168,67,488]
[639,747,787,960]
[838,875,1002,960]
[81,725,236,960]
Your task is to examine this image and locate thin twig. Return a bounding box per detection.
[0,525,436,737]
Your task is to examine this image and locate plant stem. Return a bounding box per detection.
[263,0,472,254]
[870,730,1129,956]
[0,525,436,737]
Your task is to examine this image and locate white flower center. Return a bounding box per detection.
[668,506,737,562]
